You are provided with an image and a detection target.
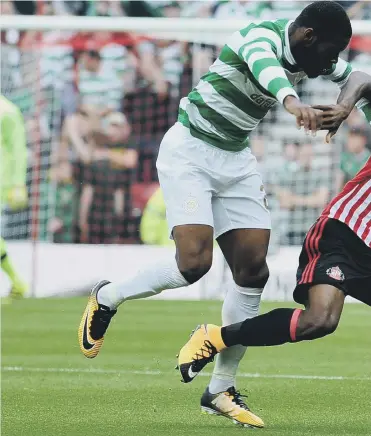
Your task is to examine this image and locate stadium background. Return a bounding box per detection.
[1,0,371,299]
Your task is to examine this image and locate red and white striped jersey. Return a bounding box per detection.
[321,157,371,247]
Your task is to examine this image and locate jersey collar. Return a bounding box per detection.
[284,20,296,66]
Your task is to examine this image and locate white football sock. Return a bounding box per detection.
[208,285,262,394]
[97,256,189,309]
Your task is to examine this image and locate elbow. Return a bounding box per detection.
[351,71,371,97]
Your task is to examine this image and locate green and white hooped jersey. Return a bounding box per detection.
[178,19,355,152]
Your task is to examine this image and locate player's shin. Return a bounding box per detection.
[221,308,303,347]
[208,285,262,394]
[97,255,189,309]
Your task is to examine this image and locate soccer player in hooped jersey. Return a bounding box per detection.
[79,1,371,428]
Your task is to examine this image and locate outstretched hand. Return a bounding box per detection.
[312,104,351,143]
[284,96,323,136]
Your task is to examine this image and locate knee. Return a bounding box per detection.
[177,243,213,284]
[301,310,339,339]
[232,253,269,288]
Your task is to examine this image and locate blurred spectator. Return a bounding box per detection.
[1,1,24,94]
[133,3,184,101]
[337,1,370,19]
[181,1,214,18]
[87,0,125,17]
[94,32,137,93]
[120,1,164,17]
[39,31,75,91]
[62,50,124,116]
[213,1,306,20]
[140,187,173,246]
[45,161,77,243]
[338,126,371,191]
[345,108,369,129]
[12,0,36,15]
[276,143,329,245]
[39,1,56,15]
[59,103,98,165]
[77,50,123,111]
[339,1,371,61]
[126,3,183,183]
[52,1,88,16]
[1,1,16,15]
[282,140,300,172]
[213,0,271,19]
[136,43,169,101]
[267,1,311,19]
[79,112,138,244]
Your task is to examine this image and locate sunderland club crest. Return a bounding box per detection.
[326,266,345,281]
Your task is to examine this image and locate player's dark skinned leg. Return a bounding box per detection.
[173,224,214,284]
[217,228,270,288]
[295,285,344,340]
[221,285,345,347]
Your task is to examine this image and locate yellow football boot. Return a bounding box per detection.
[177,324,226,383]
[201,387,264,429]
[78,280,116,358]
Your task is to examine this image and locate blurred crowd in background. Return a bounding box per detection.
[1,0,371,248]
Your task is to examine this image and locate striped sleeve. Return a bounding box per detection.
[322,58,353,88]
[238,27,298,104]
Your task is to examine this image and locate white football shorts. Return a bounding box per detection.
[156,122,271,239]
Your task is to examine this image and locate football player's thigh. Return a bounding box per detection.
[212,173,270,283]
[156,124,215,236]
[212,172,271,240]
[157,148,214,280]
[157,161,214,237]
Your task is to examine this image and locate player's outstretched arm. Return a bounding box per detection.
[316,68,371,142]
[335,71,371,113]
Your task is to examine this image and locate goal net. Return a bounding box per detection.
[1,15,370,297]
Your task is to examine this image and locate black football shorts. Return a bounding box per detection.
[294,218,371,306]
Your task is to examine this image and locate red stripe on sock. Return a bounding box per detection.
[289,309,303,342]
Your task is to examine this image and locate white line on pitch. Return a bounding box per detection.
[2,366,371,381]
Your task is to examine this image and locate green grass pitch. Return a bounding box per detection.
[2,298,371,436]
